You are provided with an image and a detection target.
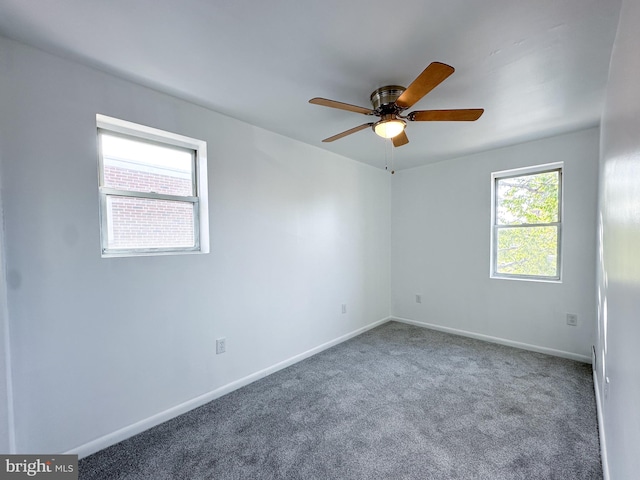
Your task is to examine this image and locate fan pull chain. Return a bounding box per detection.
[383,139,395,174]
[390,139,395,175]
[384,137,390,173]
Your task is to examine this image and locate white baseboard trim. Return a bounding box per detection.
[593,372,609,480]
[391,317,591,363]
[66,316,392,459]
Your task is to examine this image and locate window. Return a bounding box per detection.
[491,163,562,281]
[97,114,209,257]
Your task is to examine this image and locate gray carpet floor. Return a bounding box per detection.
[79,321,602,479]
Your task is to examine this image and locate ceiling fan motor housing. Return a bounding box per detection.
[370,85,406,113]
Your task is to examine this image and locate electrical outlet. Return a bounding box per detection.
[416,294,422,304]
[216,338,226,354]
[566,313,578,326]
[341,304,347,314]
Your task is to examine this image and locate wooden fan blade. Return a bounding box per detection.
[410,109,484,121]
[309,97,374,115]
[392,130,409,147]
[395,62,455,109]
[322,123,373,142]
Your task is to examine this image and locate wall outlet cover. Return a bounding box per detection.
[216,338,226,354]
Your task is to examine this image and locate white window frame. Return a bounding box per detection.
[490,162,563,282]
[96,114,209,257]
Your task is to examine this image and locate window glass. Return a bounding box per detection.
[105,196,195,249]
[495,226,558,277]
[496,171,559,225]
[101,133,194,196]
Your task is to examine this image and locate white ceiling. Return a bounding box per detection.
[0,0,622,170]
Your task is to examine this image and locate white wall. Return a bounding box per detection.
[0,37,391,455]
[0,173,13,453]
[596,0,640,476]
[391,128,599,360]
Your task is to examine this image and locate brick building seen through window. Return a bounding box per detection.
[103,162,195,249]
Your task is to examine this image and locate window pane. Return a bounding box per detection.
[496,226,558,277]
[101,133,194,196]
[105,196,195,249]
[496,171,559,225]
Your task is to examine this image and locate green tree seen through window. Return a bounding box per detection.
[494,169,561,278]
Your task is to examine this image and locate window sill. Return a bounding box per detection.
[490,274,562,284]
[101,249,208,259]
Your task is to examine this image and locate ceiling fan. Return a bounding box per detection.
[309,62,484,147]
